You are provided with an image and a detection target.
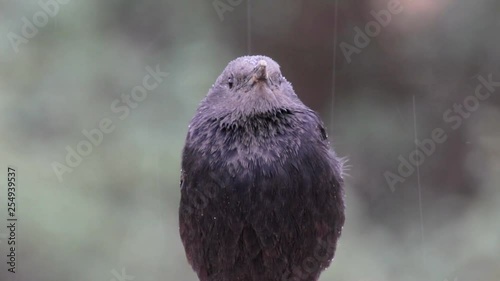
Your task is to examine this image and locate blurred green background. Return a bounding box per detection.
[0,0,499,280]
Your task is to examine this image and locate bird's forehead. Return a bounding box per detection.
[225,55,281,76]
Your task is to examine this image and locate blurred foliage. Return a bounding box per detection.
[0,0,499,280]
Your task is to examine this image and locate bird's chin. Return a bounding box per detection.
[254,88,277,103]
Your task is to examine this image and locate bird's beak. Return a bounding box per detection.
[252,60,268,82]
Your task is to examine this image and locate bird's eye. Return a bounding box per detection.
[228,76,234,89]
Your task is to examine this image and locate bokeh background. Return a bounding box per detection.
[0,0,499,280]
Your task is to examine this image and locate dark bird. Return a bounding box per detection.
[179,56,345,281]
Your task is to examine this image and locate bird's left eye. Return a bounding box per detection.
[228,76,234,89]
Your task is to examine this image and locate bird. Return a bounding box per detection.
[179,55,345,281]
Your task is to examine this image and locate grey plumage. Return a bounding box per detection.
[179,55,345,281]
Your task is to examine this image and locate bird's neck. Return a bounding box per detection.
[217,108,294,137]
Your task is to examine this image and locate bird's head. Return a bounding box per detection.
[201,56,303,120]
